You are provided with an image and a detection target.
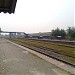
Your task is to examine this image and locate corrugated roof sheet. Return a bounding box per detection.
[0,0,17,14]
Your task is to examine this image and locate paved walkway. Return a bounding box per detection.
[0,38,74,75]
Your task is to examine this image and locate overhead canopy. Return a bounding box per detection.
[0,0,17,14]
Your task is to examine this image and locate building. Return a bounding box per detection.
[28,32,51,39]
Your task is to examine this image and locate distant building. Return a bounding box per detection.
[28,32,51,39]
[16,33,25,38]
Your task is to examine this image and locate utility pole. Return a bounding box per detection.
[0,28,1,32]
[0,28,1,38]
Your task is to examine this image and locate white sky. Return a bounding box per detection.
[0,0,74,33]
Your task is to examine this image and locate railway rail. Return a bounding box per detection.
[16,42,75,67]
[27,38,75,46]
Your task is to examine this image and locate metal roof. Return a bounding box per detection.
[0,0,17,14]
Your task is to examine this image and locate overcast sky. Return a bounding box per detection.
[0,0,74,33]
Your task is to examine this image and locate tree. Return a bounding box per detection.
[51,27,66,39]
[67,27,75,40]
[60,29,66,39]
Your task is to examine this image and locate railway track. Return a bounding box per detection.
[9,39,75,67]
[34,46,75,58]
[18,43,75,67]
[27,39,75,46]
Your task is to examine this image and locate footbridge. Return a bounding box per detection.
[0,31,28,39]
